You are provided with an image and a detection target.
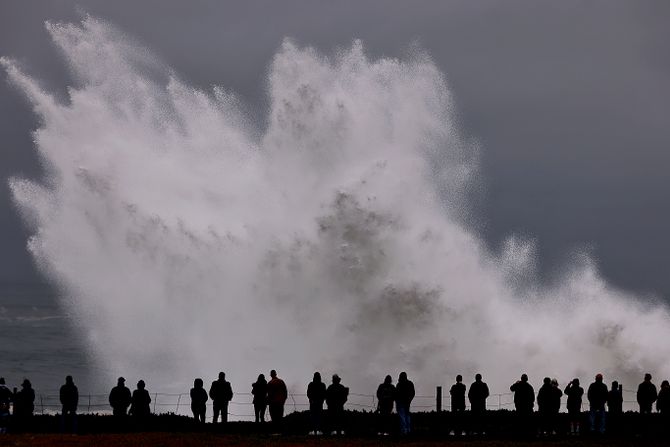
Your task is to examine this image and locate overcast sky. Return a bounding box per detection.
[1,0,669,299]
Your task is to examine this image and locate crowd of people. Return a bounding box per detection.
[1,370,669,436]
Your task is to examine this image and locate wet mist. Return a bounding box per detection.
[3,17,670,397]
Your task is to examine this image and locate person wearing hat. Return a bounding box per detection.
[326,374,348,435]
[13,379,35,431]
[587,373,608,434]
[109,377,132,417]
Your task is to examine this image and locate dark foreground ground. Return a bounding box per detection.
[3,433,670,447]
[2,410,669,445]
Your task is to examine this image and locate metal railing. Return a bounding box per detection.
[26,388,644,421]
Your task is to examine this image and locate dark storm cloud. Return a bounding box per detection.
[1,1,669,297]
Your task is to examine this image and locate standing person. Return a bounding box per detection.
[637,373,658,414]
[109,377,131,417]
[564,378,584,435]
[510,374,535,436]
[376,375,395,436]
[190,378,208,424]
[326,374,349,435]
[307,372,326,435]
[587,374,608,434]
[548,379,563,435]
[59,375,78,433]
[12,379,35,432]
[468,374,489,435]
[537,377,553,436]
[657,380,670,413]
[606,380,623,434]
[395,372,415,435]
[251,374,267,423]
[637,373,657,436]
[0,378,11,434]
[209,372,233,424]
[657,380,670,435]
[130,380,151,422]
[267,370,287,433]
[449,375,466,436]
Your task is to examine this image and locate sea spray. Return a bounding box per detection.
[3,17,670,399]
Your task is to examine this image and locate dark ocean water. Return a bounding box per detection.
[0,283,93,396]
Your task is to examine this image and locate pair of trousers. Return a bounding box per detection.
[397,405,411,434]
[213,402,229,423]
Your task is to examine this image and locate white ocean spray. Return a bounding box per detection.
[3,17,670,405]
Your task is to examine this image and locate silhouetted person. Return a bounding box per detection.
[267,370,287,433]
[537,377,553,435]
[549,379,563,434]
[468,373,489,435]
[587,373,607,434]
[12,379,35,432]
[658,380,670,413]
[307,372,326,435]
[449,375,466,436]
[59,375,78,433]
[637,373,658,414]
[252,374,267,423]
[510,373,534,436]
[326,374,349,435]
[637,373,657,436]
[209,372,233,424]
[606,380,623,434]
[565,378,584,435]
[190,378,208,423]
[109,377,131,417]
[395,372,415,435]
[658,380,670,435]
[376,375,395,436]
[0,378,11,434]
[130,380,151,421]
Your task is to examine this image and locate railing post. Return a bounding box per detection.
[176,394,181,414]
[153,393,158,414]
[498,394,501,409]
[40,395,44,415]
[88,394,91,412]
[436,386,442,412]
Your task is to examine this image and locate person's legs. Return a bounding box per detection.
[221,402,229,423]
[213,403,220,423]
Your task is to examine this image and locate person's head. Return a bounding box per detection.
[399,372,408,382]
[66,375,73,385]
[22,379,31,389]
[521,374,528,382]
[137,380,145,390]
[332,374,341,384]
[595,373,603,383]
[645,373,652,382]
[456,375,462,383]
[384,375,392,385]
[612,380,619,389]
[0,378,5,385]
[270,370,277,378]
[194,378,203,388]
[117,377,125,386]
[543,377,551,385]
[551,378,558,387]
[313,372,321,382]
[475,374,482,382]
[662,380,670,389]
[257,374,265,382]
[219,372,225,380]
[572,378,580,386]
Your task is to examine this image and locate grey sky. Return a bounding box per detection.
[1,0,669,298]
